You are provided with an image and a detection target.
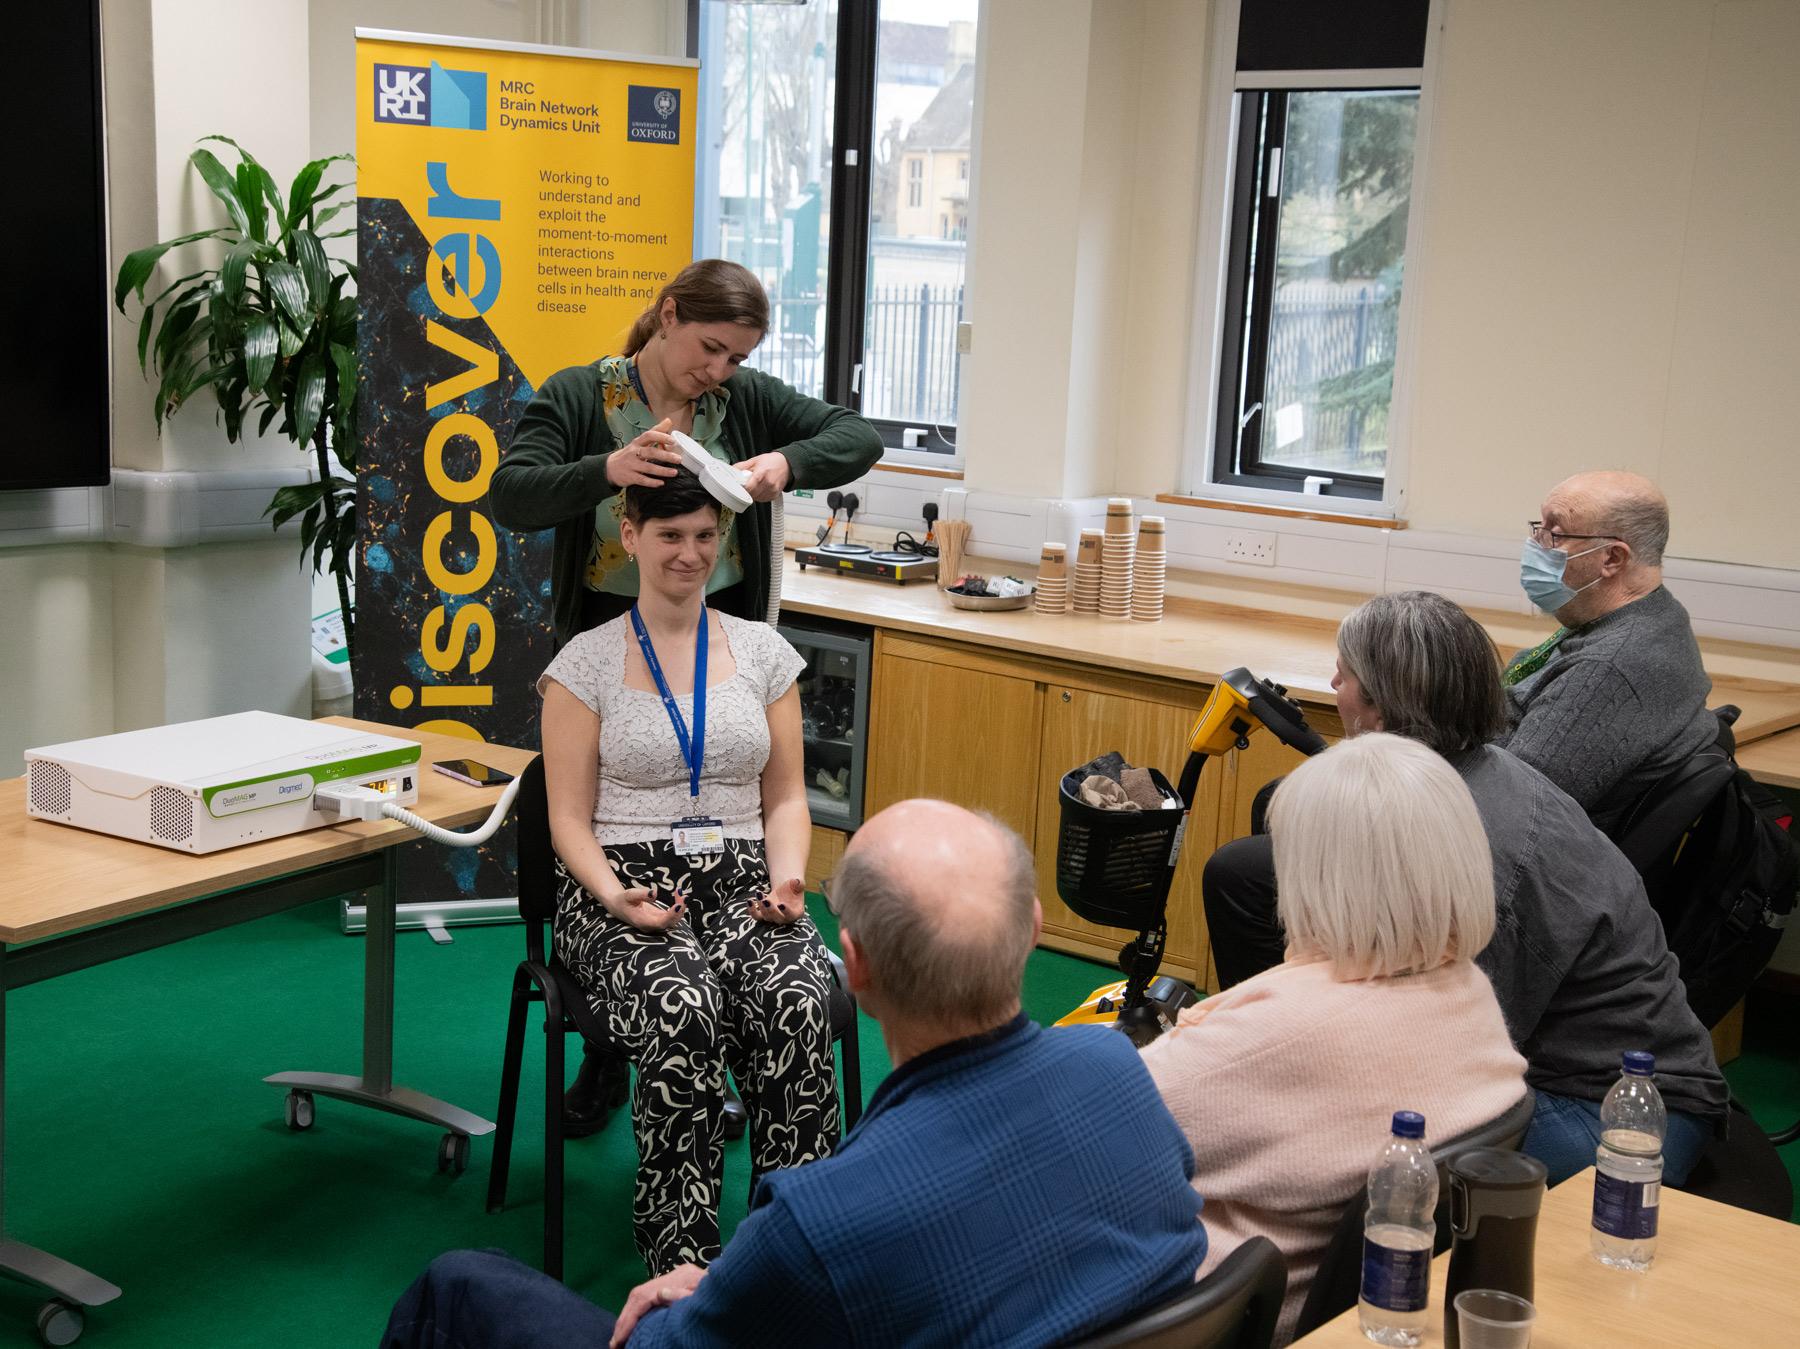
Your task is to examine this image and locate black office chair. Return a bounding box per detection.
[1064,1237,1287,1349]
[1290,1089,1537,1339]
[485,755,862,1278]
[1676,1100,1794,1218]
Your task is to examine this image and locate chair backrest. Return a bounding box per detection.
[1292,1089,1535,1337]
[513,755,557,940]
[1066,1237,1287,1349]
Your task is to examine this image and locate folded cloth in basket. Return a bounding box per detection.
[1079,775,1137,811]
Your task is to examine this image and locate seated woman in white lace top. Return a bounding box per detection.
[537,465,837,1277]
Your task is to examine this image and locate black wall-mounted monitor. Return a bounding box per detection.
[2,1,110,491]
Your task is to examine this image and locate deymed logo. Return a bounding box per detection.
[375,61,489,130]
[627,85,681,144]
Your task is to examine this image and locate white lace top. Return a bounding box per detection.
[538,612,807,845]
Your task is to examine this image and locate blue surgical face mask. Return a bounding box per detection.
[1519,537,1606,614]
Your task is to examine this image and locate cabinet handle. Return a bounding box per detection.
[1060,691,1072,704]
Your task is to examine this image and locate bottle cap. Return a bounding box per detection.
[1622,1050,1655,1076]
[1391,1110,1425,1139]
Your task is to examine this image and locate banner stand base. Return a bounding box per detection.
[340,896,521,943]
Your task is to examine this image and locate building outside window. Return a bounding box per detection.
[1190,0,1434,509]
[696,0,978,460]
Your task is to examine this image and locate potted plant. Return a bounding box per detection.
[115,136,362,661]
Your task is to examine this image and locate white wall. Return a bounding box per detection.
[962,0,1800,575]
[1405,0,1800,570]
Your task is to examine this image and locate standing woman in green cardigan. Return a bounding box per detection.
[492,258,881,1136]
[493,258,883,646]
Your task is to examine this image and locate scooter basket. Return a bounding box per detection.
[1055,766,1185,930]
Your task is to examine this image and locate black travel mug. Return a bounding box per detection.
[1443,1148,1548,1349]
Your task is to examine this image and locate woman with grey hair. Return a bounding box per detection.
[1144,733,1526,1343]
[1202,590,1726,1185]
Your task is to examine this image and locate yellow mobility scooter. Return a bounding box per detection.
[1054,667,1325,1045]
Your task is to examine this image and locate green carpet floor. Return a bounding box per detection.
[2,898,1793,1346]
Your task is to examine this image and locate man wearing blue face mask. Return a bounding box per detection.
[1498,471,1717,836]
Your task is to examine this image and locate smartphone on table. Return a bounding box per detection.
[432,758,516,787]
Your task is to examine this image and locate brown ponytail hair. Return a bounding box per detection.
[622,259,770,356]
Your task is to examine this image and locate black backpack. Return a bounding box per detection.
[1614,707,1799,1029]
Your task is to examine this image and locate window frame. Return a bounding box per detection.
[693,0,970,466]
[1182,0,1443,518]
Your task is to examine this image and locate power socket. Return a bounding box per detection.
[1225,531,1277,567]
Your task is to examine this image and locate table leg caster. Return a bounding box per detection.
[437,1131,469,1175]
[285,1088,315,1131]
[36,1299,83,1347]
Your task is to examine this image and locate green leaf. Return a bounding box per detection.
[293,350,327,447]
[277,316,306,358]
[288,153,352,227]
[291,230,330,314]
[262,259,308,326]
[236,161,267,242]
[136,302,155,373]
[257,402,280,437]
[189,148,251,236]
[113,230,225,309]
[265,480,324,529]
[219,240,257,302]
[145,269,211,311]
[312,201,355,232]
[244,315,279,393]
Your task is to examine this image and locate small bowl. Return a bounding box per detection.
[945,587,1033,612]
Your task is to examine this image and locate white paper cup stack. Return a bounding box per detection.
[1072,530,1103,614]
[1035,542,1069,614]
[1100,498,1135,620]
[1132,516,1166,621]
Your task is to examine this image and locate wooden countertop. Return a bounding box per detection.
[1738,726,1800,790]
[778,554,1800,743]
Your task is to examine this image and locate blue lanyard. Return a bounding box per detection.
[630,605,706,800]
[625,359,649,406]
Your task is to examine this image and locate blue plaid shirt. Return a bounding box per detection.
[629,1014,1207,1348]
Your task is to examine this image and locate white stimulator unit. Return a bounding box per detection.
[670,428,755,513]
[25,712,422,853]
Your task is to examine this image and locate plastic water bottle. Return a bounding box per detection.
[1359,1110,1438,1346]
[1590,1050,1665,1271]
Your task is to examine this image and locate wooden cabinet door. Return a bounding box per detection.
[867,645,1044,845]
[1035,683,1222,981]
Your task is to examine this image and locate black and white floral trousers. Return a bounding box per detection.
[552,838,839,1274]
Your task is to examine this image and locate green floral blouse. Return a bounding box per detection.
[584,355,744,597]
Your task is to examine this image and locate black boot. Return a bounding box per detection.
[563,1043,629,1139]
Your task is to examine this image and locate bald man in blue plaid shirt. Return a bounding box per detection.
[384,800,1208,1348]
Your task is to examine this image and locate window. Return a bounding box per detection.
[1192,0,1433,508]
[696,0,978,461]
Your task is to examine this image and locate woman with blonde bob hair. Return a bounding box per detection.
[1142,734,1526,1344]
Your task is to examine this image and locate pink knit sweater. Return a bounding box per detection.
[1140,957,1527,1343]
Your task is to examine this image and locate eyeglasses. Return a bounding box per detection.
[1527,521,1618,549]
[819,875,841,916]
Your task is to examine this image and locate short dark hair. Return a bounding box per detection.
[1336,591,1510,758]
[621,464,724,524]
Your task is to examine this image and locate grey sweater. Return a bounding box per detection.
[1457,745,1727,1124]
[1498,585,1717,836]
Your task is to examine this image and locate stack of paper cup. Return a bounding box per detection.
[1035,542,1069,614]
[1132,516,1166,621]
[1072,530,1103,614]
[1100,498,1135,620]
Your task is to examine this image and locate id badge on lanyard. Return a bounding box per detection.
[630,606,725,858]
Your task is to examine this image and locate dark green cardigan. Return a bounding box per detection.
[491,363,883,644]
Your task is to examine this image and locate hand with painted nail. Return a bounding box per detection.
[749,875,805,926]
[610,1262,706,1346]
[607,885,686,933]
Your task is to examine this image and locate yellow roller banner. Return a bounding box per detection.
[352,30,697,902]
